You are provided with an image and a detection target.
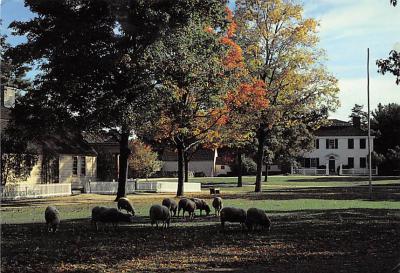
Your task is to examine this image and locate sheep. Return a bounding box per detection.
[45,206,60,233]
[149,204,171,229]
[220,207,247,229]
[117,197,135,215]
[190,198,211,216]
[177,198,196,219]
[91,206,133,230]
[245,208,271,231]
[212,197,223,216]
[162,198,178,216]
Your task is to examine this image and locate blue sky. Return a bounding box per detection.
[1,0,399,120]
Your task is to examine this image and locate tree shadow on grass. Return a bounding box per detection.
[287,176,400,183]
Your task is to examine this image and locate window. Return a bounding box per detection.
[348,139,354,149]
[311,158,319,168]
[360,138,366,149]
[360,157,367,168]
[221,165,225,170]
[304,158,311,168]
[80,156,86,176]
[72,156,78,176]
[326,139,338,149]
[315,139,319,149]
[348,157,354,168]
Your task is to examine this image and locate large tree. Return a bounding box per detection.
[140,6,241,196]
[8,0,225,199]
[235,0,339,192]
[371,103,400,174]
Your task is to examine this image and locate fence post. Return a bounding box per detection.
[339,164,342,175]
[326,164,329,175]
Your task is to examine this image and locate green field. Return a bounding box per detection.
[1,176,400,272]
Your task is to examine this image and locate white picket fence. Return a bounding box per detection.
[135,181,201,193]
[1,183,71,200]
[291,167,328,175]
[341,168,378,176]
[86,181,136,194]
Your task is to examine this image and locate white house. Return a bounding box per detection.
[161,149,217,177]
[1,86,97,198]
[292,118,376,175]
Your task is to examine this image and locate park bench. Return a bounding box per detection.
[209,187,220,195]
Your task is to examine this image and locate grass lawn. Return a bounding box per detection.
[1,176,400,272]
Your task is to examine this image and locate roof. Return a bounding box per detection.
[315,119,368,137]
[215,156,234,165]
[83,131,119,144]
[162,149,215,161]
[39,132,98,156]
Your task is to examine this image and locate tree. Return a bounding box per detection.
[371,103,400,174]
[377,50,400,85]
[376,0,399,84]
[349,104,368,129]
[235,0,339,192]
[128,140,161,179]
[0,34,38,186]
[142,6,242,196]
[8,0,219,199]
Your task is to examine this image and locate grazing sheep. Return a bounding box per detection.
[149,204,171,228]
[245,208,271,231]
[162,198,178,216]
[220,207,247,229]
[177,198,196,219]
[117,197,135,215]
[190,198,210,216]
[91,206,133,230]
[212,197,223,216]
[45,206,60,233]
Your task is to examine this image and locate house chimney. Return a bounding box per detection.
[352,116,361,128]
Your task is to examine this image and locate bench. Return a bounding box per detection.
[209,188,220,195]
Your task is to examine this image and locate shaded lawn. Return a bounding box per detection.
[1,209,400,273]
[1,179,400,272]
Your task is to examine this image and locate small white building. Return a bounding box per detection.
[293,118,375,175]
[161,149,217,177]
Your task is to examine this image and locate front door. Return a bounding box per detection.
[329,159,335,174]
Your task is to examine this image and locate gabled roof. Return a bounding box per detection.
[162,149,215,161]
[39,132,98,156]
[315,119,368,136]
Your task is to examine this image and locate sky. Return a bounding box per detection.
[1,0,399,121]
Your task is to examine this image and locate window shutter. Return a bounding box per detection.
[326,139,329,149]
[335,139,338,149]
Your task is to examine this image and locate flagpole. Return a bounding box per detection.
[367,48,372,199]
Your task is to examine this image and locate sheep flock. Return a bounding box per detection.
[44,196,271,232]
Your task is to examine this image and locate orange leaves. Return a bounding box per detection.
[225,80,270,111]
[220,7,243,70]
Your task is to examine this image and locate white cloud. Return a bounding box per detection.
[330,76,400,120]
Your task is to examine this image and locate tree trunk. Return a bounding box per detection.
[264,152,269,182]
[177,143,184,196]
[264,163,268,182]
[116,131,130,201]
[255,129,266,192]
[237,150,243,187]
[184,151,189,182]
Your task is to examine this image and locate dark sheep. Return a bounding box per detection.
[212,197,223,216]
[190,198,211,216]
[177,198,196,219]
[162,198,178,216]
[220,207,247,229]
[149,204,171,228]
[45,206,60,233]
[117,197,135,215]
[245,208,271,231]
[91,206,133,230]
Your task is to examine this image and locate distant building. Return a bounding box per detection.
[1,86,97,191]
[161,149,217,177]
[293,118,375,175]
